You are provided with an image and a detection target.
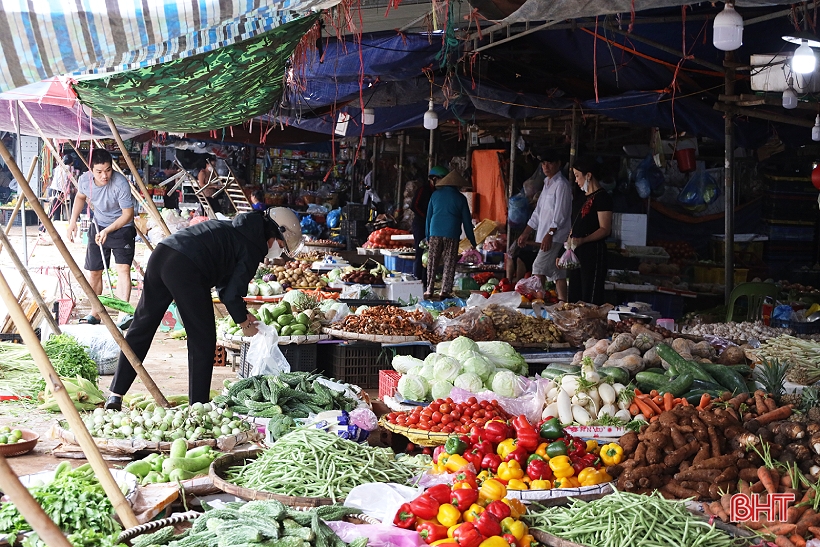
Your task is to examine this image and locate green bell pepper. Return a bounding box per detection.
[539,417,563,440]
[546,440,568,459]
[444,436,468,456]
[526,454,545,466]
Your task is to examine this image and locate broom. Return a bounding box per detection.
[94,219,135,315]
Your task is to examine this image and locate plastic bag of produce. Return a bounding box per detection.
[60,325,121,376]
[678,167,720,211]
[508,191,530,229]
[247,323,290,376]
[340,484,423,539]
[515,276,545,300]
[433,307,497,341]
[326,208,342,229]
[557,244,580,270]
[546,302,612,347]
[635,154,665,199]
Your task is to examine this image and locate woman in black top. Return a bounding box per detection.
[565,158,613,304]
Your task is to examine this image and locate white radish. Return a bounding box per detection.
[557,389,574,424]
[614,409,632,422]
[561,376,580,397]
[617,399,631,411]
[612,382,625,394]
[598,383,617,405]
[571,404,593,425]
[542,402,559,420]
[546,387,560,401]
[599,404,616,417]
[634,413,646,421]
[588,386,602,408]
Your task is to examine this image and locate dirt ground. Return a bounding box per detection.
[0,225,238,476]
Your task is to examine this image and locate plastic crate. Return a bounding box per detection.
[343,204,371,222]
[0,329,41,344]
[329,343,382,389]
[238,342,319,378]
[379,370,401,399]
[384,254,414,274]
[770,318,820,335]
[342,220,368,238]
[764,224,816,242]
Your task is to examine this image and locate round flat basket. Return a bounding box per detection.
[0,429,38,457]
[209,449,336,508]
[379,419,449,447]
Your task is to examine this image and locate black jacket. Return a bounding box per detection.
[158,212,268,322]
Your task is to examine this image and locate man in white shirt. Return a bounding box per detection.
[516,149,572,302]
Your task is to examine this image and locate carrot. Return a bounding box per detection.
[765,523,798,535]
[758,466,779,495]
[710,501,729,522]
[754,392,768,415]
[720,493,733,520]
[629,402,640,416]
[680,397,690,406]
[638,394,663,415]
[790,534,807,547]
[653,395,664,407]
[739,480,752,496]
[775,535,797,547]
[790,490,814,524]
[649,389,659,398]
[754,405,794,426]
[649,415,660,423]
[697,393,712,410]
[765,396,779,412]
[797,509,820,536]
[663,391,675,411]
[633,397,656,418]
[633,388,643,396]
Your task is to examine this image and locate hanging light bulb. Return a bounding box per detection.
[362,108,375,125]
[813,115,820,141]
[793,40,817,74]
[423,100,438,130]
[783,80,799,109]
[713,3,744,51]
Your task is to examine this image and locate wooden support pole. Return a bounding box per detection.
[724,52,736,304]
[2,156,38,241]
[396,131,405,212]
[0,140,169,408]
[507,122,518,257]
[0,454,73,547]
[104,116,171,236]
[0,266,138,527]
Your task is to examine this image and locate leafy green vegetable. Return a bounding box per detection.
[0,342,40,398]
[397,374,429,401]
[34,334,98,395]
[490,369,520,398]
[454,372,484,393]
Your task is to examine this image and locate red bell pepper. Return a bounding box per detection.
[567,437,587,460]
[417,521,449,544]
[451,487,479,511]
[483,421,512,443]
[481,453,502,473]
[503,533,519,547]
[454,469,478,489]
[393,503,417,529]
[485,500,512,521]
[474,511,502,538]
[410,494,440,521]
[473,440,494,456]
[426,484,453,505]
[453,522,485,547]
[469,425,483,445]
[526,458,553,481]
[463,449,483,471]
[433,445,447,464]
[504,446,529,467]
[511,415,540,452]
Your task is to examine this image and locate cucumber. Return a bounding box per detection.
[169,437,188,459]
[635,371,670,393]
[185,445,212,459]
[690,378,726,392]
[599,367,629,385]
[539,368,563,380]
[699,362,749,395]
[546,364,582,374]
[643,368,667,376]
[655,345,715,383]
[727,364,753,377]
[124,460,153,479]
[682,389,723,405]
[168,468,198,482]
[659,373,693,397]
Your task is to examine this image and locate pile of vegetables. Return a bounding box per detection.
[39,375,106,412]
[219,301,322,337]
[76,402,252,442]
[482,304,563,346]
[38,334,98,394]
[384,396,511,433]
[753,335,820,385]
[682,320,789,341]
[0,426,23,445]
[524,490,739,547]
[225,428,420,502]
[124,438,219,485]
[362,227,411,249]
[341,270,383,285]
[217,371,360,420]
[257,261,327,290]
[132,501,364,547]
[608,317,673,338]
[392,337,528,402]
[0,462,125,547]
[0,342,40,398]
[336,305,431,338]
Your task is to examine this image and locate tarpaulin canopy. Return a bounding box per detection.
[0,0,335,94]
[0,101,145,140]
[73,15,320,133]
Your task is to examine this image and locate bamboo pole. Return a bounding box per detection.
[0,454,73,547]
[0,140,169,407]
[1,156,38,241]
[104,116,171,236]
[0,267,138,526]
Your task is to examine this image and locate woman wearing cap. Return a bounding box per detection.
[425,170,477,300]
[412,166,448,287]
[104,209,301,408]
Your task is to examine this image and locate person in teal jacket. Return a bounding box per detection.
[425,170,477,300]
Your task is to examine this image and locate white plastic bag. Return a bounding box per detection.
[247,323,290,376]
[343,483,420,524]
[60,325,121,375]
[557,242,581,270]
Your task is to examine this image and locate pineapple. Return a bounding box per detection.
[799,386,820,422]
[781,393,803,407]
[754,357,790,402]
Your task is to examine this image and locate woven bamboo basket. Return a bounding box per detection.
[379,419,450,447]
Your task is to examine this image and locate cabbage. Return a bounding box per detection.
[431,380,454,400]
[393,355,424,374]
[436,341,452,355]
[419,364,436,381]
[248,283,260,296]
[460,351,494,381]
[454,372,484,393]
[268,281,284,295]
[398,374,429,402]
[407,365,424,377]
[448,336,479,358]
[476,341,528,375]
[432,354,462,383]
[491,370,520,398]
[485,369,499,391]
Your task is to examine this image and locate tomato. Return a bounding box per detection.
[462,408,473,418]
[460,416,470,424]
[396,417,407,426]
[440,403,451,414]
[421,410,433,419]
[450,411,461,420]
[474,410,485,418]
[445,398,454,404]
[467,397,478,405]
[441,414,452,425]
[407,414,419,425]
[430,425,441,432]
[431,412,443,423]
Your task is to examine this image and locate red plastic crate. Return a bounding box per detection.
[379,370,401,400]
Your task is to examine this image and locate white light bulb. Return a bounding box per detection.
[362,108,375,125]
[813,115,820,141]
[713,3,744,51]
[793,40,817,74]
[423,100,438,130]
[783,86,799,109]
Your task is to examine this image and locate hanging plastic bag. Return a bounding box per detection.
[515,276,545,300]
[557,242,580,270]
[326,208,342,229]
[678,167,720,212]
[508,191,530,229]
[635,155,665,199]
[247,323,290,376]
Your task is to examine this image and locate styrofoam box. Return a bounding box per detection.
[612,213,647,248]
[751,54,820,93]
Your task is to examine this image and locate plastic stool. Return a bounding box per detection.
[56,298,74,325]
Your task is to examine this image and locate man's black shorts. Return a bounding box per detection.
[84,223,136,271]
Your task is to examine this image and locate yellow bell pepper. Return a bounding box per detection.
[462,503,484,523]
[600,443,623,466]
[445,454,470,473]
[501,517,528,540]
[479,537,510,547]
[431,540,454,547]
[477,470,490,483]
[585,439,599,455]
[577,467,598,484]
[496,438,518,459]
[598,470,613,483]
[432,463,447,474]
[553,476,580,488]
[447,524,460,538]
[479,478,507,502]
[437,503,462,527]
[520,534,535,547]
[497,461,524,481]
[535,442,549,459]
[548,455,574,478]
[507,478,528,490]
[502,497,526,519]
[453,481,474,491]
[530,479,552,490]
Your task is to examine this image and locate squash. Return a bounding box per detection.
[607,333,635,355]
[608,347,641,361]
[583,338,610,358]
[643,346,661,367]
[631,323,663,341]
[633,333,655,353]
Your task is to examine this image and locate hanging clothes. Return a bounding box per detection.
[470,149,508,224]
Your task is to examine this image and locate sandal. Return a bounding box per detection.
[439,292,455,300]
[79,314,100,325]
[117,315,134,330]
[423,292,433,301]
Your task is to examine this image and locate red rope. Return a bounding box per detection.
[593,16,599,103]
[628,0,636,33]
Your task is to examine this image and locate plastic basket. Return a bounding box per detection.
[343,203,371,222]
[56,298,74,325]
[238,342,318,378]
[384,255,415,274]
[770,318,820,335]
[329,343,382,389]
[379,370,401,399]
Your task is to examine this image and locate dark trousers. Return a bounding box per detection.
[412,216,427,286]
[110,244,216,403]
[569,240,607,305]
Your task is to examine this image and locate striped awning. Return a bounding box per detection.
[0,0,337,94]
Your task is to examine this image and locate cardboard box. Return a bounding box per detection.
[612,214,647,248]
